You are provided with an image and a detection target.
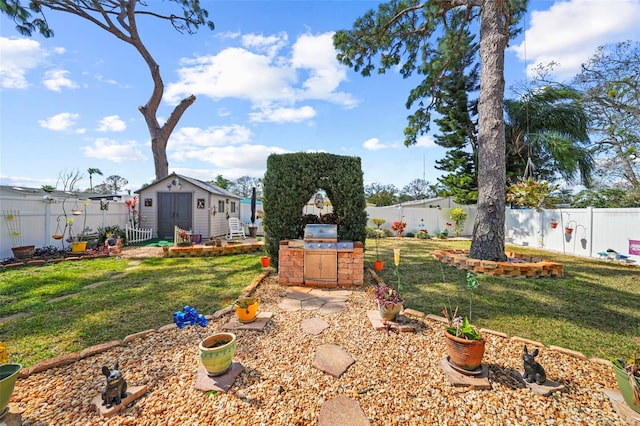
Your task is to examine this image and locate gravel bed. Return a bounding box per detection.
[10,274,623,425]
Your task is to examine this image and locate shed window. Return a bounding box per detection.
[231,201,236,213]
[218,200,225,212]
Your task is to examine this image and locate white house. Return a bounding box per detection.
[135,173,242,240]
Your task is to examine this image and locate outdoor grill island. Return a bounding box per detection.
[278,224,364,287]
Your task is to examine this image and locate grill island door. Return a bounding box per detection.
[304,251,337,282]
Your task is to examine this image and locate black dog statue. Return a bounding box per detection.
[523,345,547,385]
[101,362,128,408]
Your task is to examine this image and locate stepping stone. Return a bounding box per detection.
[301,298,326,311]
[194,363,244,393]
[110,273,127,279]
[301,317,330,335]
[313,344,355,378]
[127,260,143,266]
[1,404,22,426]
[366,310,417,332]
[285,290,316,301]
[309,289,351,299]
[47,293,79,303]
[90,385,149,417]
[84,281,108,289]
[602,388,640,425]
[125,266,139,271]
[319,395,370,426]
[438,357,491,390]
[222,312,273,330]
[317,302,347,315]
[278,298,302,312]
[517,372,566,396]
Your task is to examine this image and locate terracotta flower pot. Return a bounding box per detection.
[550,221,558,229]
[373,260,384,272]
[260,257,270,268]
[444,330,486,371]
[199,333,236,377]
[565,227,574,235]
[11,245,34,259]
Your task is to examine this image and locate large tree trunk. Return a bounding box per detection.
[469,0,507,261]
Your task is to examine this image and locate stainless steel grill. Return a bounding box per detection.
[303,224,338,283]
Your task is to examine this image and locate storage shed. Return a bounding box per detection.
[135,173,242,240]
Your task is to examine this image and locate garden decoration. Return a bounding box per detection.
[101,362,128,409]
[442,272,485,372]
[3,210,35,259]
[522,346,547,385]
[174,306,237,377]
[371,218,385,271]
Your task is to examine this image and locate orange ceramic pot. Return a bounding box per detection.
[444,330,486,371]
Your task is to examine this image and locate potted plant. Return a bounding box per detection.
[564,226,574,235]
[260,242,270,268]
[391,220,406,238]
[176,229,193,247]
[0,343,22,416]
[3,210,35,259]
[610,353,640,413]
[550,218,558,229]
[234,296,260,323]
[371,218,386,272]
[173,306,236,377]
[442,272,485,372]
[372,248,404,321]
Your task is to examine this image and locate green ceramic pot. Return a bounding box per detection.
[199,333,236,377]
[612,362,640,413]
[0,364,21,414]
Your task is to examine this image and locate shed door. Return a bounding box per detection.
[157,192,192,239]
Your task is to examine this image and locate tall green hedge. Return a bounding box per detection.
[262,152,367,265]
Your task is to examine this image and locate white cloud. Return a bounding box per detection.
[510,0,640,80]
[249,105,316,123]
[43,69,78,92]
[38,112,79,131]
[97,115,127,132]
[415,135,437,148]
[164,32,357,122]
[241,32,288,57]
[169,125,253,152]
[363,138,389,150]
[82,138,146,163]
[170,143,288,171]
[0,37,47,89]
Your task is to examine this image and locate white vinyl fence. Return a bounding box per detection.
[366,206,640,263]
[1,195,132,259]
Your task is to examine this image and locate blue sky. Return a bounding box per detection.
[1,0,639,193]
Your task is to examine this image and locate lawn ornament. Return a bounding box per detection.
[523,346,546,385]
[101,362,127,408]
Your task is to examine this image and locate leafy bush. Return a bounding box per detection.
[416,230,430,239]
[404,232,415,238]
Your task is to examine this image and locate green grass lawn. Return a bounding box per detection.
[1,239,638,368]
[370,238,640,360]
[0,254,262,367]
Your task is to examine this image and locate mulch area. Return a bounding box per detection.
[8,270,626,425]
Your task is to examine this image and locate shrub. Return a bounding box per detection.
[404,232,415,238]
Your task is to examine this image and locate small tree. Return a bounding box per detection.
[450,208,468,237]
